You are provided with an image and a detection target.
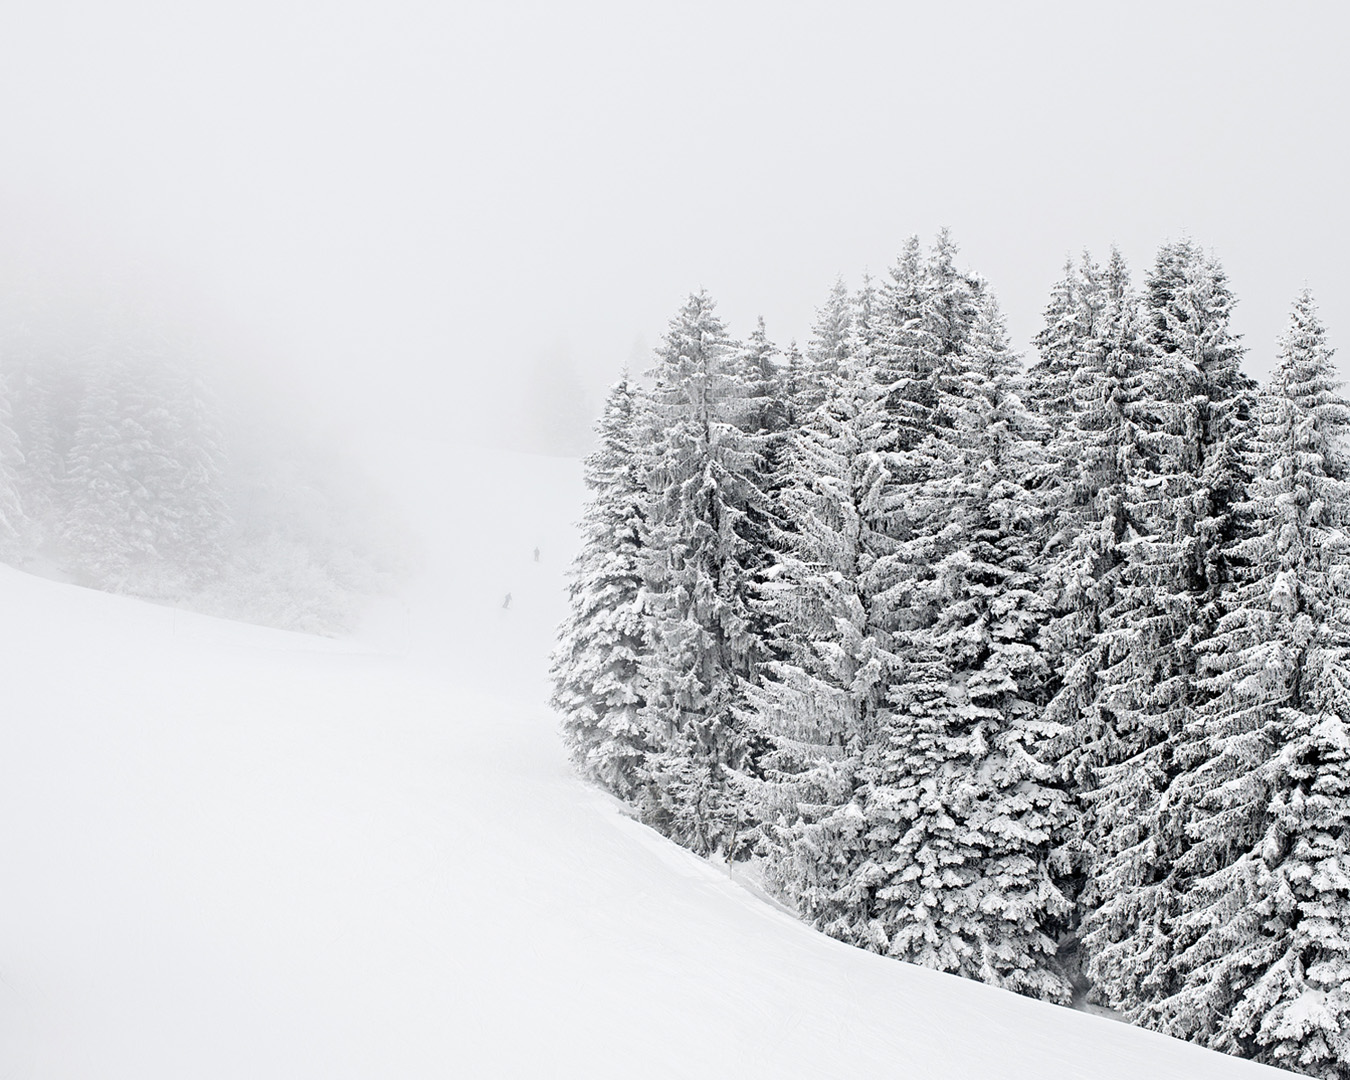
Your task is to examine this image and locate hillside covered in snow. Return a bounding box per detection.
[0,441,1286,1078]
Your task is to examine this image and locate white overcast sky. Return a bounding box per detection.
[0,1,1345,445]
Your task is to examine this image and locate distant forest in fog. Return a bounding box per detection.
[0,298,401,634]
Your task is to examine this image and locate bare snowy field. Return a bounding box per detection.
[0,442,1284,1078]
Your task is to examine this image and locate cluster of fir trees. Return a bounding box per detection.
[0,313,397,632]
[0,327,229,592]
[552,231,1350,1078]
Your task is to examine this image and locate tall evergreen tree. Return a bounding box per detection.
[781,340,806,421]
[0,365,25,550]
[1025,257,1085,424]
[1027,251,1155,994]
[61,343,151,586]
[637,291,772,856]
[1158,291,1350,1077]
[1079,239,1253,1021]
[61,339,230,592]
[735,316,788,436]
[551,375,653,802]
[856,286,1073,999]
[747,365,874,918]
[0,320,58,548]
[156,356,231,585]
[1033,250,1147,779]
[803,277,853,410]
[744,262,907,940]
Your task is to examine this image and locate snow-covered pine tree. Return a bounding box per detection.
[856,284,1073,1000]
[744,322,885,931]
[155,355,231,586]
[1078,239,1253,1023]
[802,277,853,410]
[1031,253,1106,751]
[0,364,26,551]
[851,272,879,369]
[551,374,653,803]
[1024,258,1084,425]
[742,264,923,936]
[732,318,793,608]
[0,316,61,550]
[828,235,952,953]
[867,234,934,457]
[1157,291,1350,1077]
[61,337,230,593]
[735,316,789,436]
[1144,238,1255,604]
[827,234,970,957]
[61,343,150,586]
[1028,249,1154,991]
[16,349,83,553]
[845,230,980,778]
[781,340,805,421]
[637,291,772,857]
[730,311,792,701]
[942,294,1076,999]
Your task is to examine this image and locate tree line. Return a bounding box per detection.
[551,232,1350,1078]
[0,308,397,633]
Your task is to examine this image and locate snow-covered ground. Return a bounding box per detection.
[0,441,1284,1078]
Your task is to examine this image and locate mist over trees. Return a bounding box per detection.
[553,234,1350,1077]
[0,298,400,634]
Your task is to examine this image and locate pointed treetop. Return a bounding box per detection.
[929,226,960,278]
[963,290,1020,385]
[889,235,924,294]
[1273,288,1344,423]
[651,289,733,383]
[1144,238,1244,383]
[807,276,853,375]
[1104,246,1131,309]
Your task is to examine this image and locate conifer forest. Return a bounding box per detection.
[0,308,397,634]
[552,233,1350,1078]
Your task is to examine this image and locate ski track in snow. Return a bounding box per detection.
[0,440,1284,1078]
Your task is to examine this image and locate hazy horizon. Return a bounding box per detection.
[1,1,1345,451]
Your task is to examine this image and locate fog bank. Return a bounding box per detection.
[0,1,1345,451]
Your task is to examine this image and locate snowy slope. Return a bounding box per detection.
[0,439,1285,1079]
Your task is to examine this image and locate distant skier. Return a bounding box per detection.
[502,592,512,610]
[533,547,540,563]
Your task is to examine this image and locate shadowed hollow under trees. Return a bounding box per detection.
[552,233,1350,1079]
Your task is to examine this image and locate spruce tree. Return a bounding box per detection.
[781,340,806,421]
[637,291,772,856]
[0,365,25,551]
[61,340,230,592]
[0,322,56,549]
[155,356,230,586]
[803,277,853,409]
[551,375,653,802]
[735,316,788,436]
[1161,291,1350,1077]
[746,328,885,931]
[1025,258,1084,424]
[62,344,149,586]
[851,272,879,369]
[1079,240,1253,1022]
[859,287,1072,999]
[1025,251,1156,996]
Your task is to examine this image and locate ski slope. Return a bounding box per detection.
[0,440,1285,1079]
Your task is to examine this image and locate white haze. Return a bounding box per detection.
[0,1,1346,453]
